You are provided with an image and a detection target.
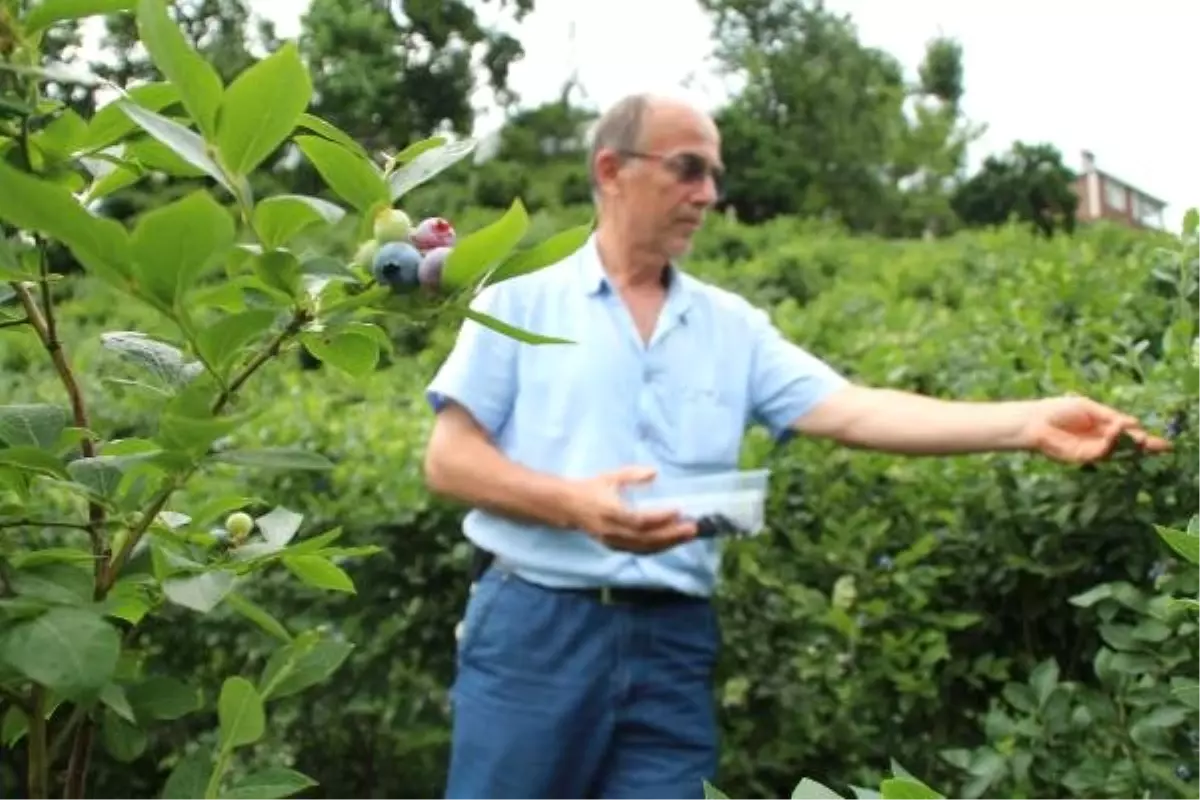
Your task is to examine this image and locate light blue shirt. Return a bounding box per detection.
[425,234,848,597]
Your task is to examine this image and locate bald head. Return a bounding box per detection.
[587,93,718,190]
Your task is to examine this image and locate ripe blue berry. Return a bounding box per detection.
[372,241,422,292]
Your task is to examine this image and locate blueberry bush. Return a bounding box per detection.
[0,2,588,797]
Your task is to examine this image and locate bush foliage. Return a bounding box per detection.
[2,4,1198,800]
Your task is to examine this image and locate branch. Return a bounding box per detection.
[212,309,310,415]
[11,277,107,590]
[0,686,31,715]
[0,316,30,329]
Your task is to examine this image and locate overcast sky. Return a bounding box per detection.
[87,0,1197,231]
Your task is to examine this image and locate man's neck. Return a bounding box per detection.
[594,224,667,292]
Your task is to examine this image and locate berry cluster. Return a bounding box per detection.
[355,208,457,293]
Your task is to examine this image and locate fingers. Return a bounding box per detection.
[603,465,658,487]
[601,520,698,554]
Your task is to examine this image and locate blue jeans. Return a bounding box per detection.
[444,564,721,799]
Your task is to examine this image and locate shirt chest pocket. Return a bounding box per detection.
[654,378,745,469]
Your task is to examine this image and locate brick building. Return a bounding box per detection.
[1072,150,1167,230]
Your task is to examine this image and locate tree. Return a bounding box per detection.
[951,141,1079,236]
[299,0,531,157]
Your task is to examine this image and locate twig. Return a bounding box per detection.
[0,686,30,715]
[28,686,48,799]
[211,309,310,415]
[0,316,29,329]
[62,721,93,799]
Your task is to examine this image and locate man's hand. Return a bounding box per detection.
[1019,396,1172,463]
[563,466,697,554]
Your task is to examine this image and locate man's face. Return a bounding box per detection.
[598,104,724,258]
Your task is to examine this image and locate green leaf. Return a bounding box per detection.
[161,745,214,799]
[217,675,265,749]
[101,331,202,390]
[22,0,136,33]
[295,113,369,159]
[282,554,355,593]
[1028,658,1059,709]
[0,159,131,287]
[195,309,278,377]
[0,607,121,700]
[135,0,222,136]
[127,676,203,721]
[215,41,312,176]
[485,221,593,286]
[130,189,236,305]
[1154,524,1199,565]
[162,571,236,613]
[225,592,292,643]
[0,404,68,449]
[225,767,317,799]
[0,446,69,479]
[294,135,388,214]
[212,448,335,471]
[443,198,530,290]
[259,632,354,701]
[879,778,944,800]
[100,682,136,723]
[101,707,147,762]
[300,329,379,378]
[464,308,574,345]
[703,781,732,800]
[391,135,445,164]
[388,137,476,200]
[252,194,345,250]
[115,100,235,196]
[792,778,845,799]
[1172,678,1200,709]
[84,82,179,150]
[66,455,125,500]
[1183,208,1198,237]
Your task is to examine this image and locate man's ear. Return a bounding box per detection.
[592,148,624,194]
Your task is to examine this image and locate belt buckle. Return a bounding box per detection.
[599,586,615,605]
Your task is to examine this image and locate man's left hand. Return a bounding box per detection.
[1020,396,1172,463]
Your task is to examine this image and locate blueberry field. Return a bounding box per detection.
[1,2,1198,799]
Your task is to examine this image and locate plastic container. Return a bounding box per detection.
[620,469,771,538]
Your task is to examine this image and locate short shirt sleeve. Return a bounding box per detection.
[747,306,849,441]
[425,283,520,437]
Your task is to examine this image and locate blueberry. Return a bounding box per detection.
[1175,764,1192,781]
[876,554,894,570]
[372,241,422,292]
[418,246,452,289]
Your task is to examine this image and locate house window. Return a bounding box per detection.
[1105,180,1127,211]
[1134,195,1163,227]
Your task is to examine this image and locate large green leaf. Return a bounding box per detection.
[0,404,68,449]
[0,159,131,287]
[217,675,265,749]
[300,329,379,378]
[282,554,355,594]
[127,675,203,721]
[0,607,121,700]
[100,331,202,390]
[258,632,354,701]
[464,308,574,346]
[115,100,234,195]
[792,778,844,799]
[252,194,345,250]
[294,135,388,214]
[388,137,476,200]
[162,571,236,613]
[84,81,179,150]
[1154,524,1199,565]
[295,113,369,159]
[485,221,593,286]
[135,0,222,136]
[224,767,316,799]
[878,778,944,800]
[215,41,312,176]
[442,198,529,290]
[22,0,136,33]
[130,190,236,305]
[101,707,147,762]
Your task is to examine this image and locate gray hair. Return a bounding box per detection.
[587,93,652,192]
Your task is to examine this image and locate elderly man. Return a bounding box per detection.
[421,92,1167,799]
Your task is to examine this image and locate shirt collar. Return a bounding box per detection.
[574,233,694,313]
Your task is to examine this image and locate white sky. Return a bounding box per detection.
[87,0,1197,231]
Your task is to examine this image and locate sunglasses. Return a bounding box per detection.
[618,149,726,198]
